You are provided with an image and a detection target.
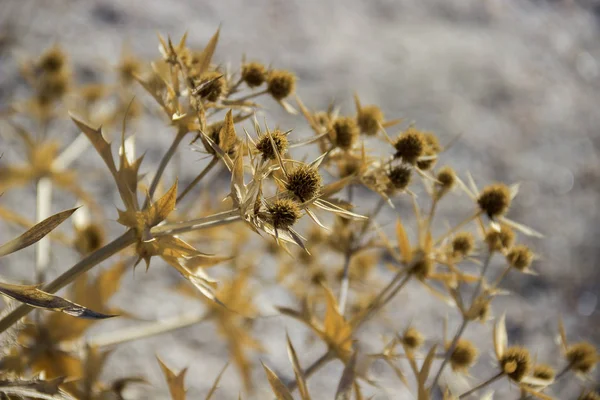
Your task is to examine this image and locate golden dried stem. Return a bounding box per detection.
[458,371,504,398]
[176,156,218,204]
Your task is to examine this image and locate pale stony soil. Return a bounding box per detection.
[0,0,599,399]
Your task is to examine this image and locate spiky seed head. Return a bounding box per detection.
[485,225,515,252]
[267,69,296,100]
[409,256,433,281]
[37,73,69,104]
[256,129,289,160]
[449,339,478,372]
[451,232,474,258]
[579,390,600,400]
[566,342,598,374]
[416,132,441,170]
[477,184,511,218]
[332,116,359,150]
[506,245,534,271]
[241,61,266,88]
[38,46,66,74]
[310,270,326,285]
[387,166,412,191]
[500,346,531,382]
[267,199,301,230]
[401,327,424,351]
[532,364,555,381]
[393,127,426,165]
[286,164,322,201]
[74,224,105,255]
[197,71,226,102]
[357,105,384,136]
[436,166,456,190]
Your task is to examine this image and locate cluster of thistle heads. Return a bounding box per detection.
[0,28,596,399]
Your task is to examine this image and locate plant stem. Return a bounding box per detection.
[0,230,137,335]
[151,208,241,236]
[287,350,334,392]
[433,211,480,246]
[430,318,469,389]
[87,311,210,348]
[144,130,186,209]
[458,372,504,398]
[176,157,218,204]
[469,250,493,306]
[35,177,53,283]
[337,251,353,315]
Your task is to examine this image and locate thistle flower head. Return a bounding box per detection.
[451,232,474,258]
[416,132,441,170]
[196,71,226,102]
[331,116,359,150]
[256,129,289,160]
[566,342,598,374]
[401,327,424,351]
[357,105,383,136]
[449,339,478,372]
[393,127,426,165]
[241,61,266,88]
[38,46,66,74]
[500,346,531,382]
[477,184,511,218]
[267,69,296,100]
[532,364,555,381]
[409,255,433,281]
[285,164,322,201]
[387,165,412,191]
[74,224,105,255]
[506,244,534,271]
[267,199,301,230]
[485,225,515,252]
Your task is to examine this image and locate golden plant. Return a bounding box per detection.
[0,27,596,400]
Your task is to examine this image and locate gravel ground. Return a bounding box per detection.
[0,0,599,399]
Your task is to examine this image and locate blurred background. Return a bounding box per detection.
[0,0,599,398]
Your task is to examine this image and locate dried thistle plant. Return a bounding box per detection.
[0,26,595,400]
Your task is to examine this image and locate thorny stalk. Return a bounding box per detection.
[458,371,504,398]
[176,156,218,203]
[286,350,335,392]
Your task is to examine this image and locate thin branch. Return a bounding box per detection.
[176,156,218,204]
[458,372,504,398]
[286,350,334,392]
[143,130,187,209]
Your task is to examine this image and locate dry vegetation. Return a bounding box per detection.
[0,27,597,399]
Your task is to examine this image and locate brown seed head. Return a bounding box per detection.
[579,390,600,400]
[310,270,326,286]
[532,364,555,381]
[37,73,69,103]
[401,327,424,351]
[197,71,226,102]
[500,346,531,382]
[485,225,515,252]
[436,166,455,188]
[267,69,296,100]
[38,47,66,74]
[409,255,433,281]
[416,132,441,170]
[451,232,475,258]
[74,224,105,255]
[241,61,266,88]
[332,116,359,150]
[387,165,412,191]
[267,199,301,230]
[566,342,598,374]
[256,129,289,160]
[477,184,511,218]
[357,105,384,136]
[449,339,478,372]
[506,245,534,271]
[393,127,426,165]
[286,165,322,201]
[118,57,141,84]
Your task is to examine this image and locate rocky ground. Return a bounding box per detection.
[0,0,599,398]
